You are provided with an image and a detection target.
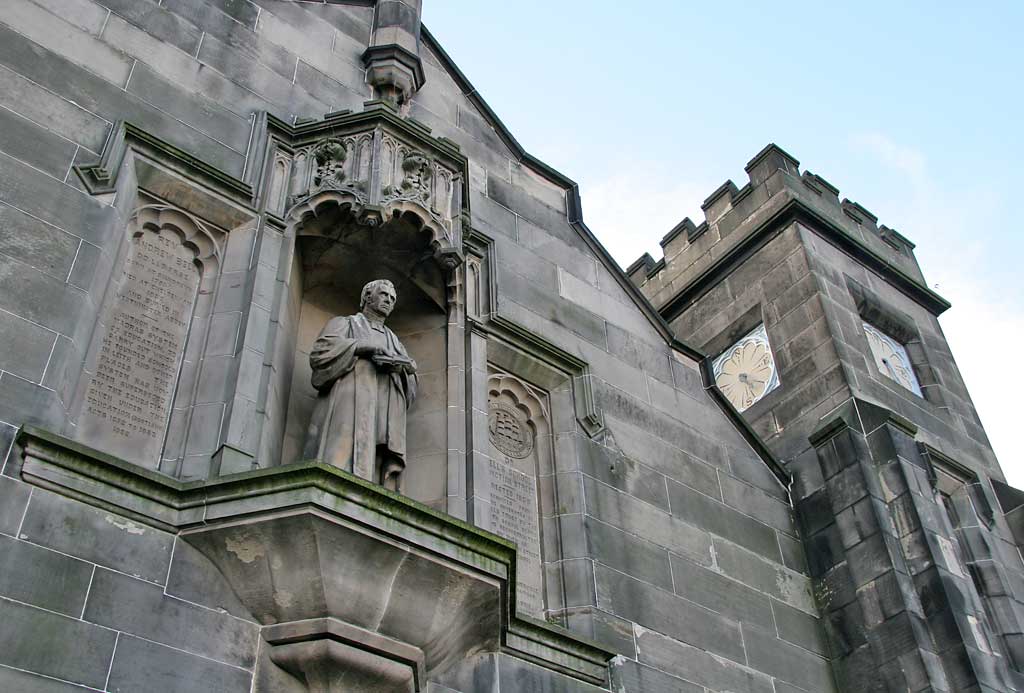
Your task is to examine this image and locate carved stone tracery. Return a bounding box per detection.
[278,112,465,272]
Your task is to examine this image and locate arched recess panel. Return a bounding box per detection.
[467,332,599,623]
[72,196,225,473]
[485,372,553,618]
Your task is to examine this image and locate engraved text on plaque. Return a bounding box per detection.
[486,458,544,616]
[79,230,199,468]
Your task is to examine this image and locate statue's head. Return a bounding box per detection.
[360,279,397,318]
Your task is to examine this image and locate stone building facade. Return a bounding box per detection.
[0,1,1017,691]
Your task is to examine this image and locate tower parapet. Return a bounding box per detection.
[630,144,933,315]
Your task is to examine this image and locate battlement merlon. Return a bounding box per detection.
[629,143,947,317]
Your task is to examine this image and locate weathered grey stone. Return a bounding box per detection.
[84,567,258,667]
[67,240,103,294]
[165,0,260,30]
[633,625,774,693]
[669,553,775,630]
[0,62,109,152]
[518,217,599,287]
[0,598,116,689]
[594,384,727,470]
[106,634,252,693]
[0,476,30,535]
[0,533,93,616]
[0,1,133,85]
[198,33,329,118]
[773,598,830,655]
[0,104,78,179]
[0,665,101,693]
[596,563,745,663]
[165,538,256,621]
[584,475,713,566]
[604,415,724,493]
[743,623,836,692]
[497,264,608,348]
[667,478,782,561]
[124,63,252,153]
[19,489,173,583]
[97,0,204,53]
[713,538,816,613]
[577,435,669,511]
[493,233,559,293]
[586,517,672,591]
[0,309,55,382]
[486,174,581,251]
[0,252,87,337]
[496,654,609,692]
[604,323,672,385]
[719,472,797,536]
[609,659,704,693]
[0,422,15,473]
[560,267,660,340]
[564,606,637,658]
[294,61,368,112]
[0,370,66,434]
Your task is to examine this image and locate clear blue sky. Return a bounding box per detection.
[423,1,1024,485]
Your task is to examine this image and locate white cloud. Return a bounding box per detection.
[577,165,711,267]
[850,132,928,190]
[851,132,1022,485]
[582,138,1023,488]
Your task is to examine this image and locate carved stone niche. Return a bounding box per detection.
[258,105,465,264]
[251,105,470,510]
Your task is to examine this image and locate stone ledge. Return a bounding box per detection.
[16,426,613,687]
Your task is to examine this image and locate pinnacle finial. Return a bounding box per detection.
[363,0,425,107]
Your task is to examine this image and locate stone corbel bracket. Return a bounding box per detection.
[17,426,612,687]
[250,101,468,270]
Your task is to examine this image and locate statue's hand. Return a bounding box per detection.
[356,343,383,357]
[403,358,418,375]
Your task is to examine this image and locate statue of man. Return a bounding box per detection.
[303,279,418,492]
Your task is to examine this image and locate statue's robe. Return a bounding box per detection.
[303,312,417,482]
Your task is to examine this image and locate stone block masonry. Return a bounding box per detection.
[4,1,1015,691]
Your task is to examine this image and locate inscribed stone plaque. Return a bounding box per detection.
[486,458,544,616]
[79,229,199,468]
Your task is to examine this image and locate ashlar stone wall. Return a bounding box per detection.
[0,1,834,691]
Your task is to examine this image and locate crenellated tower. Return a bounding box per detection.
[631,144,1024,691]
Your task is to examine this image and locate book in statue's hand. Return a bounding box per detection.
[372,353,412,367]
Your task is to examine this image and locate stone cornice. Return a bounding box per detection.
[658,196,951,324]
[75,120,254,201]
